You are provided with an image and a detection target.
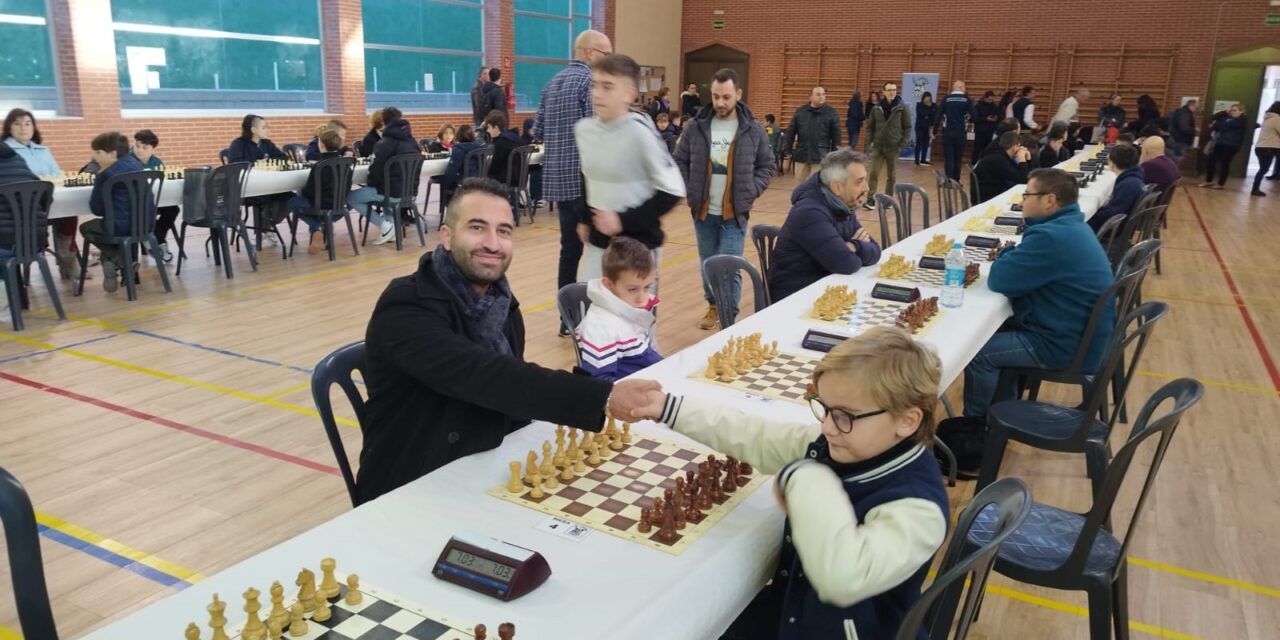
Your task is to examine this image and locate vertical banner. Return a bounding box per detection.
[901,72,939,159]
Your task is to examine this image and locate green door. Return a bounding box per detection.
[1208,65,1264,177]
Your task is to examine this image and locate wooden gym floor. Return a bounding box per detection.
[0,161,1277,639]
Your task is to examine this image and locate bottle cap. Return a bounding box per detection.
[953,242,964,248]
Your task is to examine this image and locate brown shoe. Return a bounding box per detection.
[698,305,719,330]
[308,230,323,255]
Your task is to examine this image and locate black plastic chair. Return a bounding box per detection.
[1108,205,1165,269]
[311,342,368,507]
[894,183,931,238]
[1095,213,1127,256]
[939,177,970,219]
[556,282,591,367]
[0,466,59,640]
[702,255,769,329]
[966,378,1204,640]
[418,138,434,152]
[505,144,537,225]
[282,143,308,164]
[177,163,257,279]
[288,157,358,262]
[968,164,984,205]
[872,193,903,246]
[74,170,172,301]
[976,301,1169,499]
[896,478,1032,640]
[436,146,496,230]
[0,180,62,330]
[362,153,426,251]
[749,224,779,301]
[1149,179,1180,273]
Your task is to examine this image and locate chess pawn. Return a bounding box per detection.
[621,422,632,445]
[656,503,678,543]
[572,444,586,473]
[650,496,664,523]
[287,603,307,637]
[543,466,559,489]
[319,558,340,599]
[507,462,524,494]
[674,477,685,495]
[474,624,488,640]
[267,581,289,632]
[345,575,362,605]
[311,587,332,622]
[529,472,545,499]
[208,594,230,640]
[704,354,718,379]
[540,441,555,477]
[587,439,602,466]
[498,622,516,640]
[559,454,575,481]
[722,469,737,494]
[595,431,612,459]
[637,508,653,533]
[186,622,202,640]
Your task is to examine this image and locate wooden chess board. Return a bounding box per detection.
[807,299,945,337]
[968,222,1022,236]
[487,437,767,555]
[229,575,475,639]
[690,351,818,404]
[878,266,983,289]
[926,246,1004,262]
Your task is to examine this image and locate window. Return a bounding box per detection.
[513,0,591,111]
[0,0,59,113]
[111,0,324,112]
[363,0,484,113]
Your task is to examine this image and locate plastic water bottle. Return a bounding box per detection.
[940,242,966,308]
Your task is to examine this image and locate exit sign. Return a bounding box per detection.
[712,19,725,30]
[1267,14,1280,24]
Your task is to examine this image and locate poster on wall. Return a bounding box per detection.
[901,73,939,159]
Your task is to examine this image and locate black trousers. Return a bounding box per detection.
[1254,148,1278,191]
[973,126,995,161]
[719,583,783,640]
[556,196,586,292]
[914,129,932,163]
[943,132,967,181]
[1204,144,1240,186]
[154,205,180,244]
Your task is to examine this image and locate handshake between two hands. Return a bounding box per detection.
[606,379,668,422]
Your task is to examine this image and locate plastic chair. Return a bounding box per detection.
[0,180,62,330]
[968,163,984,205]
[0,466,59,639]
[894,183,931,237]
[282,143,308,164]
[896,478,1032,640]
[749,224,779,301]
[362,153,426,251]
[966,378,1204,640]
[436,146,496,230]
[218,148,231,166]
[939,177,970,220]
[74,170,172,301]
[287,157,358,261]
[505,145,537,225]
[176,163,257,279]
[418,138,434,152]
[702,255,769,329]
[556,283,591,367]
[1108,205,1165,269]
[976,301,1169,499]
[1095,214,1127,257]
[1149,179,1180,273]
[311,342,368,507]
[872,193,905,246]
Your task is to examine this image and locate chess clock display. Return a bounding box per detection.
[871,283,921,303]
[433,533,551,601]
[802,329,850,353]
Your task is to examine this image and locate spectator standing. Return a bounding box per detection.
[864,82,911,209]
[913,92,937,166]
[783,87,841,181]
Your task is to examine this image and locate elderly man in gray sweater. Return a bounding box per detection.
[674,68,775,330]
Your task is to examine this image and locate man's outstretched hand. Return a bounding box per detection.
[609,379,663,420]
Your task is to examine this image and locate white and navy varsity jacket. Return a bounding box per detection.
[574,278,663,382]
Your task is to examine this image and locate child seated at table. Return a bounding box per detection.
[639,327,949,640]
[574,236,662,382]
[289,129,347,254]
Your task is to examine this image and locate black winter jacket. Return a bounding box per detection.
[783,103,841,163]
[368,119,421,196]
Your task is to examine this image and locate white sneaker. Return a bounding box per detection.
[372,220,396,245]
[157,242,173,263]
[264,234,279,247]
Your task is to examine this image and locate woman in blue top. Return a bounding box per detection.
[3,108,87,280]
[913,92,938,166]
[1200,103,1248,189]
[228,114,293,243]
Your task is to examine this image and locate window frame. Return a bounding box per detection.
[513,1,592,111]
[362,0,486,115]
[0,0,63,116]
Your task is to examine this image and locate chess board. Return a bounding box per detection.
[690,351,819,404]
[487,437,768,555]
[970,222,1022,236]
[229,575,475,639]
[808,299,945,337]
[879,267,983,289]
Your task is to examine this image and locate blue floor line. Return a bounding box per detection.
[36,525,191,589]
[127,329,363,384]
[0,334,118,365]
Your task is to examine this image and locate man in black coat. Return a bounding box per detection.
[357,179,660,504]
[973,131,1031,204]
[475,68,508,134]
[783,86,841,181]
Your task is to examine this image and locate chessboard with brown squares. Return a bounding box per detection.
[922,234,1014,262]
[487,422,767,555]
[876,255,980,288]
[690,333,819,404]
[814,296,944,337]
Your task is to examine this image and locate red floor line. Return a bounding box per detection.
[1183,192,1280,392]
[0,371,342,476]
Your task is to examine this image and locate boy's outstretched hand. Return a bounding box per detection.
[608,379,663,420]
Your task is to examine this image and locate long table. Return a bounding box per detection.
[47,152,543,219]
[82,147,1114,639]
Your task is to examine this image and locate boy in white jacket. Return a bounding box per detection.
[575,237,662,381]
[638,327,949,640]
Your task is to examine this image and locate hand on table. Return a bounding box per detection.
[591,208,622,236]
[608,379,663,420]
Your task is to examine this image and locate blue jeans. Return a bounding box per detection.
[346,187,388,226]
[963,330,1046,418]
[694,215,747,318]
[289,195,346,233]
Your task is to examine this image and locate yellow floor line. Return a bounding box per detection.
[263,381,312,401]
[1136,369,1279,397]
[35,511,207,584]
[1127,557,1280,598]
[984,584,1204,639]
[0,625,20,639]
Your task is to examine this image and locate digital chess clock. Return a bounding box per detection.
[964,235,1000,249]
[871,283,921,303]
[433,533,551,601]
[803,329,850,352]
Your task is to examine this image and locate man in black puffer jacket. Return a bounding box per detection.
[347,108,421,245]
[783,86,840,181]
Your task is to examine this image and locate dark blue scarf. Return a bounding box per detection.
[430,245,514,355]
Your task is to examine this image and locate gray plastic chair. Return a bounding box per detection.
[288,156,358,261]
[1095,214,1127,256]
[749,224,779,299]
[966,378,1203,640]
[282,143,308,164]
[897,478,1032,640]
[894,183,931,237]
[311,342,368,507]
[702,255,768,329]
[939,177,970,219]
[0,180,61,330]
[556,283,591,367]
[177,162,257,279]
[363,153,427,251]
[74,169,172,301]
[1108,205,1165,269]
[463,146,495,181]
[1149,179,1180,273]
[977,301,1169,499]
[872,193,901,246]
[505,145,538,226]
[968,164,984,205]
[0,466,59,639]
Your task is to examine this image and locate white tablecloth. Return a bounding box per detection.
[81,147,1114,640]
[47,153,542,219]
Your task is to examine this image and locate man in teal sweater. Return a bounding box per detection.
[962,168,1115,420]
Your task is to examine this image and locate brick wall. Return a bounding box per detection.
[36,0,612,170]
[680,0,1280,132]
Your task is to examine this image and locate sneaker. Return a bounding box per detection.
[558,324,571,338]
[372,220,396,245]
[264,234,279,247]
[1211,184,1224,190]
[921,161,931,166]
[1197,182,1213,188]
[1251,189,1266,197]
[308,230,323,255]
[698,305,719,330]
[101,260,119,293]
[157,242,173,263]
[862,201,876,211]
